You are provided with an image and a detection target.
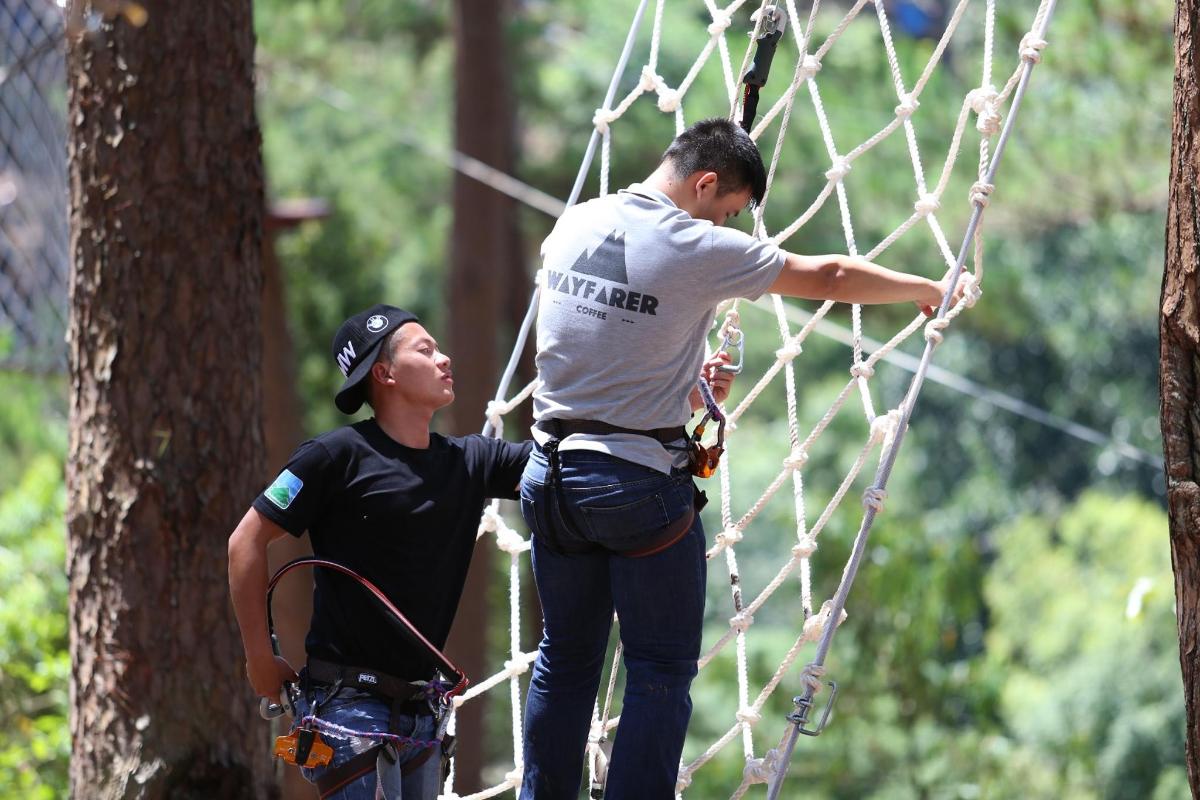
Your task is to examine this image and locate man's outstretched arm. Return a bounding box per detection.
[768,253,961,315]
[228,508,298,698]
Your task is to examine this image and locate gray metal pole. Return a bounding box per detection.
[767,3,1058,796]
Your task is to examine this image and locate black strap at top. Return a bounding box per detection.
[535,418,686,444]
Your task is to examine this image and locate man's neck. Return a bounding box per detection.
[372,404,434,449]
[644,164,696,217]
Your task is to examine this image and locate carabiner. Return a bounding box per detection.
[717,327,744,374]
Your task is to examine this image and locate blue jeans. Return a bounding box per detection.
[295,686,442,800]
[519,446,706,799]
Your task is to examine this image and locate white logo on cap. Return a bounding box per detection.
[366,315,388,332]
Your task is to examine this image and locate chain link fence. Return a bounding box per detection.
[1,0,67,371]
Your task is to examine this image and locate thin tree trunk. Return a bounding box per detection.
[66,2,270,797]
[1165,2,1200,796]
[445,0,521,790]
[263,211,318,800]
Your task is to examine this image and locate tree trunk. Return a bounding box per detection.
[65,2,270,797]
[1165,2,1200,796]
[445,0,521,790]
[263,208,320,800]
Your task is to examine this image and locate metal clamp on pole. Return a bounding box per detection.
[766,677,840,800]
[790,679,838,736]
[739,6,788,133]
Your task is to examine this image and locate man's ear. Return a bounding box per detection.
[370,361,394,387]
[694,171,720,198]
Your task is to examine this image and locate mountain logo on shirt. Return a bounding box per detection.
[543,230,660,318]
[265,469,304,510]
[569,230,628,283]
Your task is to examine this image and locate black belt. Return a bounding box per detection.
[535,418,686,444]
[306,657,427,707]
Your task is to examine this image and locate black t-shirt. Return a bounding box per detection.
[252,419,531,681]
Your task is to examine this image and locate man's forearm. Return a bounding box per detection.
[772,253,942,306]
[228,518,274,665]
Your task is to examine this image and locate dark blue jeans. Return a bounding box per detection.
[295,686,441,800]
[519,446,706,799]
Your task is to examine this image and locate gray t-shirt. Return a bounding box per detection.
[532,183,787,473]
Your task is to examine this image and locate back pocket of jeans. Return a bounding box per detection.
[579,491,679,550]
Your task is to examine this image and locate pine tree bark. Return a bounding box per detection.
[1165,2,1200,796]
[65,2,270,797]
[445,0,522,791]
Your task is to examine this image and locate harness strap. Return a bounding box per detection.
[316,748,379,799]
[267,558,468,699]
[313,739,443,797]
[535,418,686,444]
[306,658,427,706]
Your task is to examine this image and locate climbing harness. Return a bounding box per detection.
[738,5,788,134]
[259,558,468,786]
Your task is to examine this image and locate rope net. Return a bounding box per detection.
[450,1,1053,796]
[0,0,68,370]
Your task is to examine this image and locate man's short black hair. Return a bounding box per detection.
[660,118,767,207]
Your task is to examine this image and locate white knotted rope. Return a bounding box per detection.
[451,2,1053,797]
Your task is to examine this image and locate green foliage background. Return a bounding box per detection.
[0,1,1180,797]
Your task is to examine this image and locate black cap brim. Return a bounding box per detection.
[334,338,387,414]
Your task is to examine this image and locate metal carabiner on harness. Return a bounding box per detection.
[716,326,745,375]
[739,5,788,133]
[689,377,726,478]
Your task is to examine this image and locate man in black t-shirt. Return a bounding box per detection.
[228,304,530,800]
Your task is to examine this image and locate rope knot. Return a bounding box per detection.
[639,65,662,92]
[958,272,982,308]
[478,506,501,534]
[735,706,762,726]
[485,400,508,431]
[824,157,851,182]
[969,180,994,208]
[495,526,529,555]
[592,107,618,134]
[717,527,744,546]
[776,339,803,361]
[743,749,781,783]
[850,361,875,379]
[503,659,529,679]
[730,611,755,632]
[862,486,887,512]
[967,85,1001,135]
[656,87,682,113]
[784,448,808,470]
[675,773,693,792]
[1019,34,1048,64]
[707,9,732,35]
[894,93,919,119]
[504,767,523,789]
[869,411,900,444]
[792,538,817,559]
[924,316,949,344]
[800,663,827,694]
[803,601,847,641]
[798,54,822,81]
[914,193,940,216]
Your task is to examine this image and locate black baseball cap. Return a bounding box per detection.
[331,304,420,414]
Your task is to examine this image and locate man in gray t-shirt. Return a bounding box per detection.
[518,118,961,799]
